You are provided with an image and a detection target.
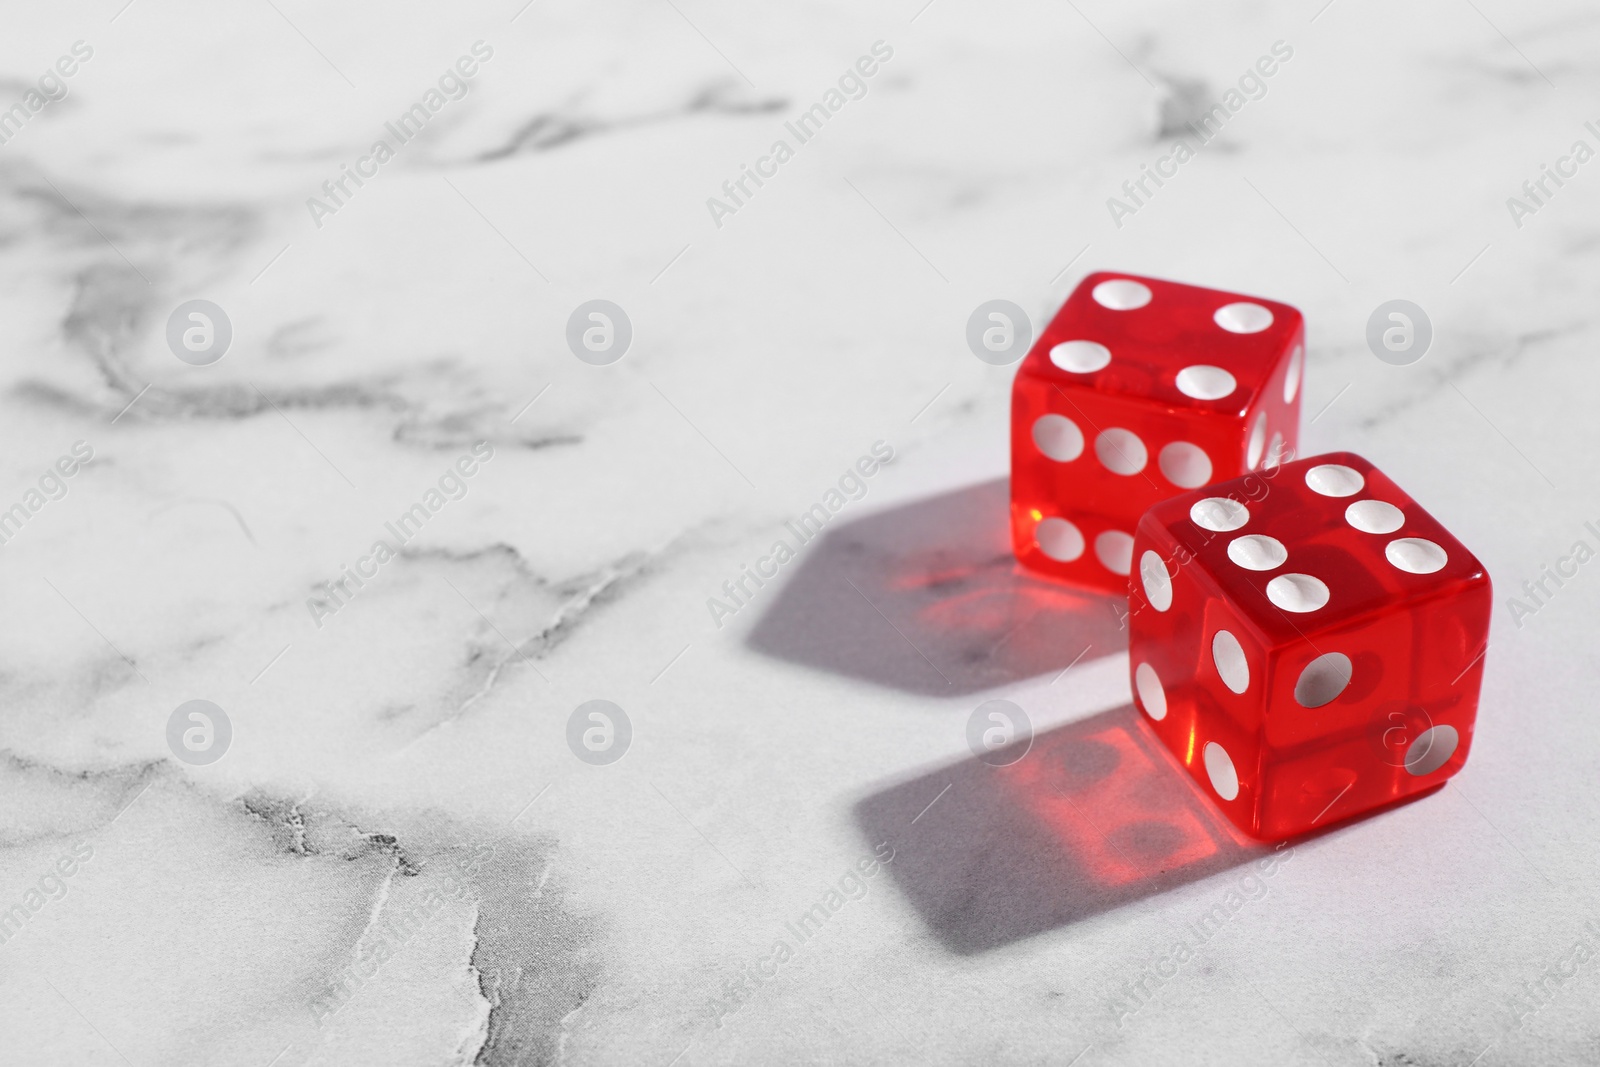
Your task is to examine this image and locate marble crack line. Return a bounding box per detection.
[350,855,404,964]
[534,549,660,655]
[450,904,492,1067]
[0,753,166,850]
[240,795,317,856]
[406,622,535,754]
[404,538,683,753]
[544,853,585,1067]
[148,497,259,546]
[531,852,556,900]
[478,534,682,666]
[1356,320,1583,432]
[0,749,166,786]
[472,83,786,163]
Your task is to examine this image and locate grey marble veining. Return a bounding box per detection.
[2,1,1599,1064]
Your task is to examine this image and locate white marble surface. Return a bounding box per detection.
[2,1,1598,1063]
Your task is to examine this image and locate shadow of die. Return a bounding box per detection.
[855,707,1269,954]
[747,478,1128,696]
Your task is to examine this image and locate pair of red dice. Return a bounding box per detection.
[1010,272,1491,841]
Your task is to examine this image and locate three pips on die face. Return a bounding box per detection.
[1009,272,1490,841]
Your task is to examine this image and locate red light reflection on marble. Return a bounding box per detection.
[999,718,1245,888]
[895,556,1109,638]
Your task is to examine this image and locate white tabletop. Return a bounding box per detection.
[0,1,1592,1064]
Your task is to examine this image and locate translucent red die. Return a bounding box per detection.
[1011,271,1305,594]
[1127,451,1491,840]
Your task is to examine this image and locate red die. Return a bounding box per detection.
[1011,271,1305,594]
[1127,451,1491,840]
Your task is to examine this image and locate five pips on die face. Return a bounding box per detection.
[1134,462,1458,802]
